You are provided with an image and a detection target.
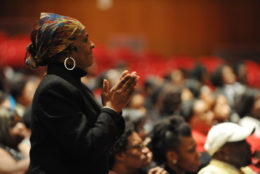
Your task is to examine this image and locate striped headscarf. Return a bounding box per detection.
[25,12,85,68]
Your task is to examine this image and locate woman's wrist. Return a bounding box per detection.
[104,102,121,113]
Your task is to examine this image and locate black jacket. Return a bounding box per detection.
[28,63,125,174]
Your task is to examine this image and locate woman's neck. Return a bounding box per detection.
[167,162,185,174]
[112,163,139,174]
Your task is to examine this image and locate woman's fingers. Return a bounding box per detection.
[103,79,110,93]
[115,71,139,90]
[119,70,129,80]
[101,79,110,105]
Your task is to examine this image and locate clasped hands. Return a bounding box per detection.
[102,70,140,113]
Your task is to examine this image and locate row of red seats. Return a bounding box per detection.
[0,31,259,88]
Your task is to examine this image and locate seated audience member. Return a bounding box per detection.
[180,99,214,152]
[123,92,149,139]
[212,94,231,122]
[0,91,12,108]
[211,64,245,108]
[198,122,255,174]
[8,73,40,117]
[123,109,148,140]
[155,84,182,118]
[0,107,29,173]
[109,122,168,174]
[126,92,147,116]
[148,116,201,174]
[237,88,260,173]
[238,88,260,136]
[21,106,32,147]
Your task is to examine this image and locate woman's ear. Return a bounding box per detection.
[167,151,178,164]
[115,152,127,162]
[70,46,77,52]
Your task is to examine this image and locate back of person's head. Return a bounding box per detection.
[232,61,247,85]
[156,84,182,117]
[180,100,195,122]
[204,122,254,168]
[211,65,224,87]
[190,64,207,83]
[234,88,260,118]
[184,79,202,99]
[123,109,146,136]
[25,13,85,69]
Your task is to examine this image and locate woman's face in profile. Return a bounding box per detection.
[173,136,201,172]
[72,31,95,70]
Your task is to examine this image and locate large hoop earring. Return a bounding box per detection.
[64,57,76,71]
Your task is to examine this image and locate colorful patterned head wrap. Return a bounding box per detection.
[25,12,85,68]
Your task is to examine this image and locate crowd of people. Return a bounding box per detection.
[0,12,260,174]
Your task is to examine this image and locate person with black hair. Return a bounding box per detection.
[109,122,168,174]
[0,107,29,174]
[211,64,245,108]
[148,116,200,174]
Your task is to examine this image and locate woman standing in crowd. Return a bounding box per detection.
[25,13,139,174]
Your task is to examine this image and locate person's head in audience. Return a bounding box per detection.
[181,99,215,135]
[0,107,26,150]
[199,85,215,108]
[212,94,230,122]
[199,122,254,173]
[165,69,185,87]
[190,64,208,84]
[123,109,147,140]
[183,79,202,99]
[156,84,182,117]
[233,61,247,85]
[211,64,237,87]
[109,122,153,174]
[235,88,260,119]
[0,91,11,108]
[127,92,146,116]
[149,116,200,174]
[8,73,40,107]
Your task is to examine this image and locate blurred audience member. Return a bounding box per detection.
[155,84,182,118]
[238,88,260,170]
[211,64,245,108]
[0,107,29,173]
[212,94,230,122]
[8,72,40,117]
[233,61,247,85]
